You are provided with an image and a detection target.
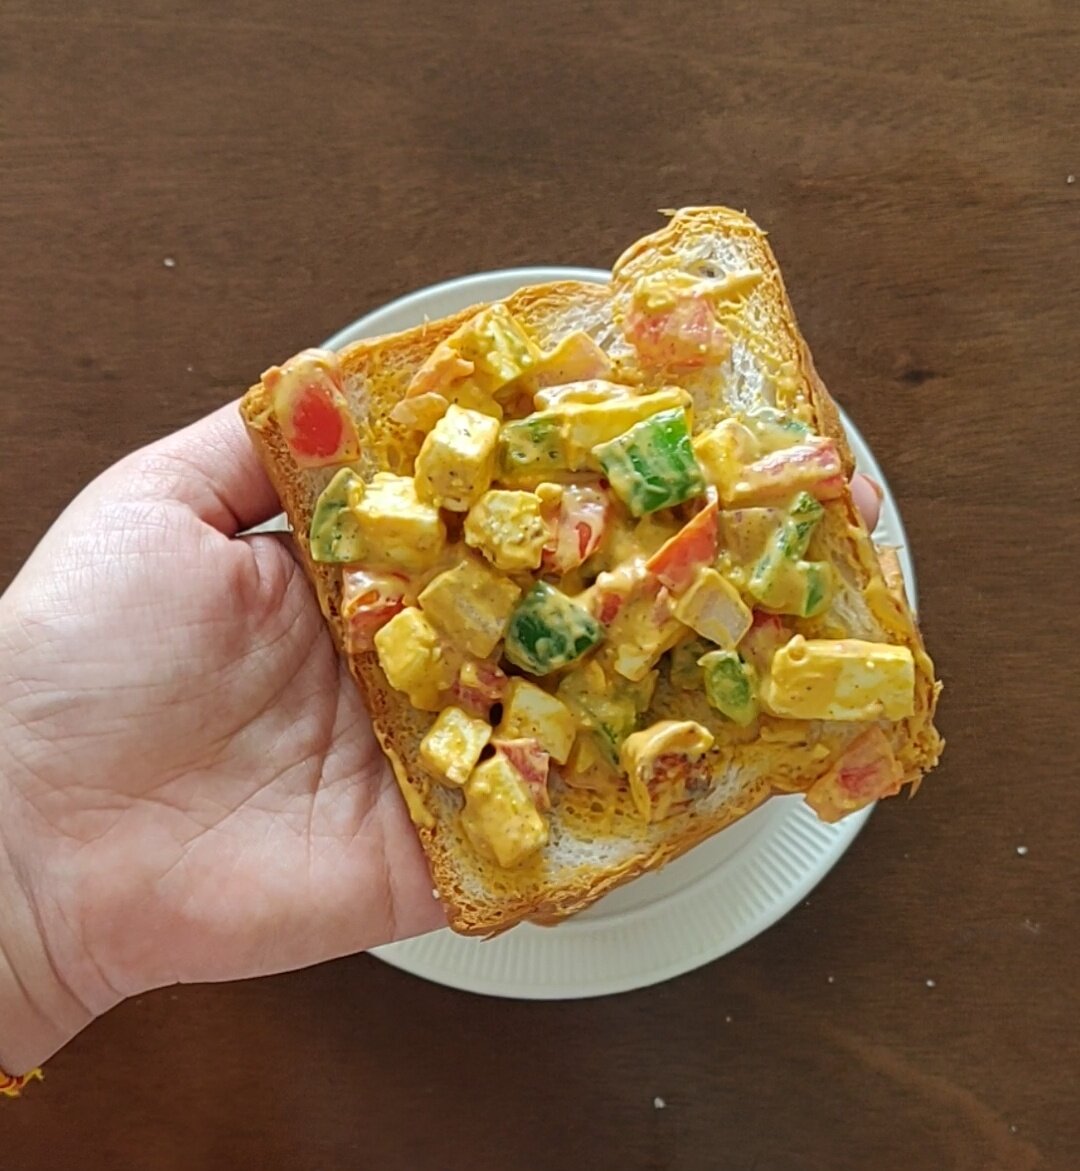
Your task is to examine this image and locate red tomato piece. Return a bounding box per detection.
[734,438,844,505]
[625,295,730,369]
[542,486,609,574]
[290,383,346,460]
[595,590,625,626]
[739,610,790,672]
[342,569,409,652]
[645,500,719,594]
[805,727,904,822]
[452,659,509,717]
[265,349,361,468]
[496,738,551,810]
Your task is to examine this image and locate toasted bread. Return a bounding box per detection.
[240,208,942,935]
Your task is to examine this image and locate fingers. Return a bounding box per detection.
[130,402,282,536]
[850,473,883,532]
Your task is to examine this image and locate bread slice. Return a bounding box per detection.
[240,208,943,935]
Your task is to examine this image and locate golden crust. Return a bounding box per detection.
[240,209,943,935]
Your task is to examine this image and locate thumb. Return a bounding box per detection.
[125,402,282,536]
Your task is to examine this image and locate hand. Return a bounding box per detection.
[0,405,444,1071]
[0,400,884,1073]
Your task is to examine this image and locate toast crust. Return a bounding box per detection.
[241,211,942,935]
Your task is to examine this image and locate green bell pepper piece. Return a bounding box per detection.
[799,561,832,617]
[497,416,568,482]
[781,491,825,560]
[593,409,705,516]
[668,637,711,690]
[748,491,831,616]
[309,468,364,563]
[699,650,759,726]
[504,582,603,675]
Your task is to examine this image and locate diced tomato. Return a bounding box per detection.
[805,728,904,822]
[542,486,610,574]
[452,658,508,717]
[648,581,677,625]
[264,349,361,468]
[290,383,346,460]
[496,738,551,810]
[595,590,625,625]
[625,295,730,369]
[729,438,844,506]
[739,610,790,672]
[645,500,719,594]
[342,569,409,652]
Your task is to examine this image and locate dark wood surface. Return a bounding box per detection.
[3,1,1078,1167]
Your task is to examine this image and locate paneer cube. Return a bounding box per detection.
[404,305,539,401]
[420,706,492,786]
[464,489,548,571]
[761,636,916,721]
[527,331,614,395]
[373,607,460,711]
[693,419,757,494]
[673,568,753,648]
[461,754,549,868]
[418,556,521,659]
[558,387,690,465]
[353,473,446,574]
[414,405,500,511]
[496,678,577,765]
[452,304,541,392]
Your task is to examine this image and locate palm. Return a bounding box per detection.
[0,410,442,1010]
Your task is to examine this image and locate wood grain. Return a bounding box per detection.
[2,1,1078,1167]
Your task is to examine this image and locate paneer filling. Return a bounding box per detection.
[270,281,916,869]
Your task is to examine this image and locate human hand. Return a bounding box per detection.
[0,399,883,1073]
[0,406,444,1072]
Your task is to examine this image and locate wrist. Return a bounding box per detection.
[0,829,95,1074]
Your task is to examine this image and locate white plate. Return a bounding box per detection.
[324,268,917,1000]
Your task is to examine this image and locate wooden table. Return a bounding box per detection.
[3,2,1077,1167]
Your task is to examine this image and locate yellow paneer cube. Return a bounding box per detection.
[496,678,577,765]
[451,304,541,391]
[420,706,492,786]
[534,377,632,410]
[418,556,521,659]
[353,472,447,574]
[557,387,691,465]
[528,331,614,395]
[673,568,753,649]
[464,489,548,571]
[414,404,500,511]
[692,418,757,495]
[461,755,549,868]
[405,304,539,401]
[373,607,459,712]
[762,636,916,721]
